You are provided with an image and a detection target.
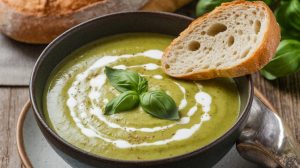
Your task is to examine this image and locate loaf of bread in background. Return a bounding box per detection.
[142,0,192,12]
[162,1,280,80]
[0,0,192,44]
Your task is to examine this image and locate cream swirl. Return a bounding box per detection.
[67,50,212,148]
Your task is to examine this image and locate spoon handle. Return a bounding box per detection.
[237,96,300,168]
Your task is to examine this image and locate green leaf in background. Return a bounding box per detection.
[275,0,300,39]
[287,0,300,31]
[196,0,276,16]
[260,40,300,80]
[104,91,139,115]
[140,90,179,121]
[196,0,230,16]
[105,66,148,94]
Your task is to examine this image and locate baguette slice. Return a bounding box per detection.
[162,0,280,80]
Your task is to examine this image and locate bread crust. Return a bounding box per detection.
[0,0,148,44]
[162,0,281,80]
[142,0,192,12]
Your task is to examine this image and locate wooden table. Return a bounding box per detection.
[0,73,299,168]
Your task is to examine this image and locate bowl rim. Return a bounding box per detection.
[29,11,254,165]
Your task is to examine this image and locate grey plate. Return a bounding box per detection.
[22,107,259,168]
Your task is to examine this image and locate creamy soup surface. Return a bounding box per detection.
[43,33,240,160]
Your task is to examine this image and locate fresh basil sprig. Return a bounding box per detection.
[104,67,179,120]
[140,91,179,120]
[260,40,300,80]
[105,66,148,94]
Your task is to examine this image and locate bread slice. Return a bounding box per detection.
[162,0,280,80]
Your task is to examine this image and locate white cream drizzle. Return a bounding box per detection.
[153,75,163,79]
[113,63,160,71]
[174,82,187,110]
[67,50,212,149]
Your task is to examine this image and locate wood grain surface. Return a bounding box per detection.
[0,88,27,168]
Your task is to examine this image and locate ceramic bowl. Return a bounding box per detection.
[30,12,253,168]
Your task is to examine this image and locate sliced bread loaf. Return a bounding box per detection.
[0,0,193,44]
[162,0,280,80]
[0,0,148,44]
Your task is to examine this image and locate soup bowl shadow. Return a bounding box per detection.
[30,11,253,168]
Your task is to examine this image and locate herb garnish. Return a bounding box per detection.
[104,66,179,120]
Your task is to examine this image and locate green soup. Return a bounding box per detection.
[43,33,240,160]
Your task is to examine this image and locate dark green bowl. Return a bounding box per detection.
[30,11,253,168]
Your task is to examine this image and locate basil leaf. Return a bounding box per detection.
[140,91,179,120]
[287,0,300,32]
[275,0,300,39]
[104,91,139,115]
[136,75,148,94]
[105,66,148,94]
[260,40,300,80]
